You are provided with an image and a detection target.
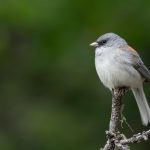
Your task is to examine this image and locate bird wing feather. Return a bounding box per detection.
[119,45,150,82]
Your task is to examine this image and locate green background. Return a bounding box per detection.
[0,0,150,149]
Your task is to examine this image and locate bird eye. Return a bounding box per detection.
[101,40,107,44]
[97,39,108,46]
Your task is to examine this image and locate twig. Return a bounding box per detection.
[120,129,150,144]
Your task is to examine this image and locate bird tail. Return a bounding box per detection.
[132,86,150,126]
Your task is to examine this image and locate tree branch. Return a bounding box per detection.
[120,129,150,145]
[101,87,150,150]
[103,88,129,150]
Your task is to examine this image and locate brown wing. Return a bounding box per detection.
[119,45,150,82]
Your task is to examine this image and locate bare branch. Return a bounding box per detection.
[103,87,129,150]
[120,130,150,145]
[101,87,150,150]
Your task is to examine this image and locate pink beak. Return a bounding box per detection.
[90,42,99,48]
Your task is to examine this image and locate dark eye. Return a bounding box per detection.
[97,40,107,46]
[101,40,107,45]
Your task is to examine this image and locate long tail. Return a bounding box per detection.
[132,86,150,126]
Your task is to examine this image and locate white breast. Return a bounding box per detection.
[95,47,142,90]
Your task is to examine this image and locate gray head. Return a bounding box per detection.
[90,33,127,48]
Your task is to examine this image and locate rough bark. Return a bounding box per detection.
[101,87,150,150]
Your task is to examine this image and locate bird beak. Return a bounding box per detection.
[89,42,99,48]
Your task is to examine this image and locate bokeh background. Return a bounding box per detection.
[0,0,150,150]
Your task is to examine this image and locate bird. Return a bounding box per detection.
[90,32,150,126]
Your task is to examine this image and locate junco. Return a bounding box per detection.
[90,33,150,126]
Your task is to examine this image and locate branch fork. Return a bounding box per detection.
[102,87,150,150]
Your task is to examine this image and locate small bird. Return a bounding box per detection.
[90,33,150,126]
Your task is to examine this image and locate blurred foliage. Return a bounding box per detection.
[0,0,150,150]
